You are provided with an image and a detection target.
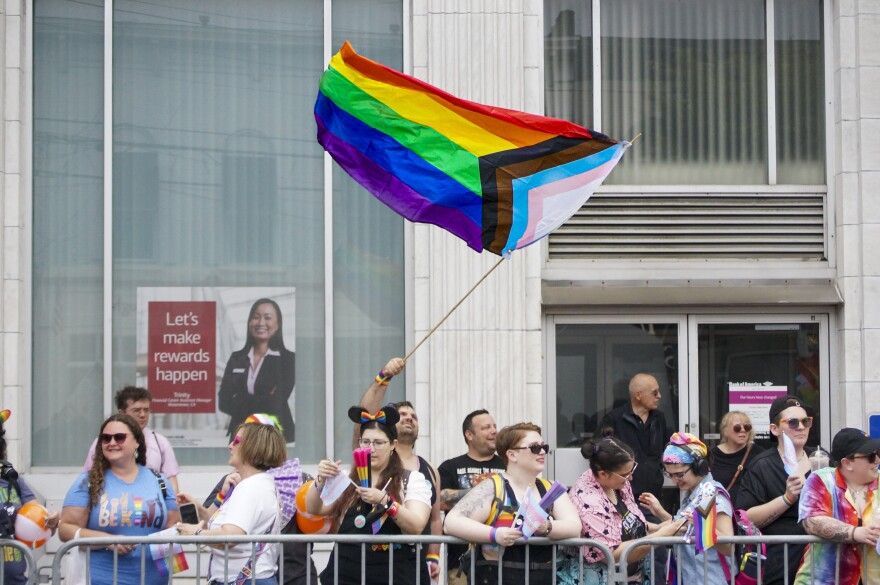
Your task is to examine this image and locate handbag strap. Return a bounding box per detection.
[726,443,753,492]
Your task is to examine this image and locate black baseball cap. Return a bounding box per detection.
[830,428,880,463]
[768,395,807,424]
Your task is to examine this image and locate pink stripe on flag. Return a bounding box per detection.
[516,157,619,248]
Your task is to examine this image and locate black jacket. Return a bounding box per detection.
[597,405,669,498]
[217,348,296,442]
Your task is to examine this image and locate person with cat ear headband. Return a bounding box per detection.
[306,404,432,585]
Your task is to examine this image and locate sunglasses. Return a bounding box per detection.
[850,452,879,464]
[776,417,813,430]
[511,443,551,455]
[732,424,753,433]
[101,433,129,445]
[230,434,242,447]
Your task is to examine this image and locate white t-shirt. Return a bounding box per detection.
[208,472,281,582]
[402,470,432,508]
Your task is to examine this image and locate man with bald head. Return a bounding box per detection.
[595,373,669,500]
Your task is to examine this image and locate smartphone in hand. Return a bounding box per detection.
[179,502,199,525]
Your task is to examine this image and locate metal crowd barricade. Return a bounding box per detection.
[50,534,616,585]
[48,532,868,585]
[0,538,38,585]
[616,534,865,585]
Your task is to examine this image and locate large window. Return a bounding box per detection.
[544,0,825,185]
[33,0,404,466]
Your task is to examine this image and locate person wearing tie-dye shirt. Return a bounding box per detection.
[795,428,880,585]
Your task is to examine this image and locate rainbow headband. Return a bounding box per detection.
[662,432,707,464]
[0,410,9,423]
[245,413,283,431]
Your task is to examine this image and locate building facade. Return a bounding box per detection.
[1,0,877,500]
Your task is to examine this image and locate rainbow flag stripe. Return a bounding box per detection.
[315,42,626,257]
[693,496,718,554]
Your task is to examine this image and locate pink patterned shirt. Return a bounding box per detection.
[568,468,647,562]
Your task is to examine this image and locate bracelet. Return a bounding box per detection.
[387,501,400,518]
[489,527,497,544]
[426,553,440,565]
[781,493,794,506]
[850,526,857,542]
[542,519,553,537]
[314,481,325,493]
[195,528,204,536]
[376,370,392,386]
[213,492,226,508]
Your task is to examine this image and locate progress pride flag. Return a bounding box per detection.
[148,301,216,413]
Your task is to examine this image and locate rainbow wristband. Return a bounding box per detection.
[782,493,794,506]
[375,372,390,386]
[426,554,440,564]
[489,527,497,544]
[213,491,227,508]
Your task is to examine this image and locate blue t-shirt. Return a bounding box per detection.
[1,477,36,585]
[673,475,735,585]
[63,467,178,585]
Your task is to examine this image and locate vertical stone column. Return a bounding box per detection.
[835,1,880,427]
[411,0,545,464]
[1,1,27,465]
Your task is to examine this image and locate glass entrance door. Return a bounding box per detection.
[547,317,688,490]
[548,312,831,489]
[689,315,830,453]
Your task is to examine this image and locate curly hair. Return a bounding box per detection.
[330,420,404,526]
[87,414,147,506]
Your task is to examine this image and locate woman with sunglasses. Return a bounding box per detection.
[794,428,880,585]
[738,395,816,585]
[176,420,286,585]
[558,432,685,585]
[659,432,735,585]
[60,414,180,585]
[444,422,581,585]
[306,405,432,585]
[709,411,763,507]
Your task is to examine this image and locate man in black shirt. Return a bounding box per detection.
[437,409,505,585]
[595,373,669,500]
[738,395,814,585]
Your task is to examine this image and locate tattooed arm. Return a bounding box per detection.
[442,479,499,542]
[438,487,470,511]
[802,517,854,542]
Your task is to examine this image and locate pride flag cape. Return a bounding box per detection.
[315,42,628,257]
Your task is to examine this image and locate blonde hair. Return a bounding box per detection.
[719,411,755,445]
[235,422,287,470]
[496,422,542,467]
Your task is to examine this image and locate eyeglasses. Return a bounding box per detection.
[849,452,879,464]
[732,424,753,433]
[776,417,813,430]
[511,443,551,455]
[358,439,389,448]
[662,468,692,481]
[101,433,129,445]
[610,462,639,480]
[230,435,242,447]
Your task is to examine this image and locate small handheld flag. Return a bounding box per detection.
[693,495,718,553]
